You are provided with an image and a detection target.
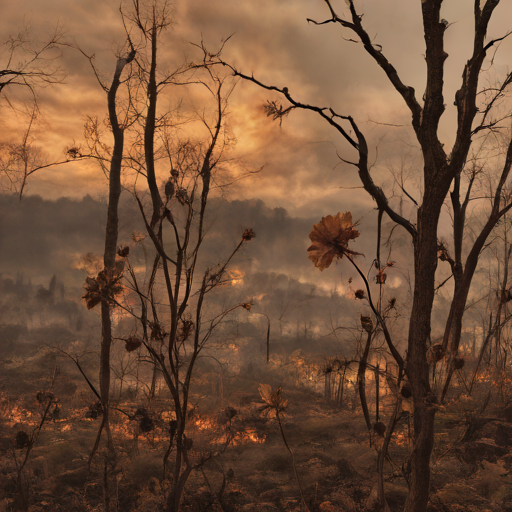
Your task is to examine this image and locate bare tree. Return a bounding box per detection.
[0,26,90,197]
[78,3,255,511]
[0,26,62,96]
[213,1,512,511]
[80,37,136,512]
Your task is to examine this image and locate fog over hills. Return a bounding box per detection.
[0,192,407,290]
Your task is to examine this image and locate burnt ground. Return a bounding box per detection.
[1,348,512,512]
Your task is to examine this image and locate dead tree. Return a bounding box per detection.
[215,1,512,511]
[80,39,136,512]
[99,4,255,510]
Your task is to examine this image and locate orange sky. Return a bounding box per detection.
[2,0,512,218]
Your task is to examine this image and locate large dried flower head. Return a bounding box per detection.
[258,384,288,418]
[308,212,361,271]
[117,245,130,258]
[82,269,123,309]
[355,289,365,300]
[125,336,142,352]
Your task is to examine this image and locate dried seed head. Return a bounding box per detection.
[125,337,142,352]
[117,245,130,258]
[242,228,256,241]
[360,315,373,333]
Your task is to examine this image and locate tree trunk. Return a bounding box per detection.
[404,204,439,512]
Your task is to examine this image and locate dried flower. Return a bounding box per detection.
[150,322,166,341]
[125,336,142,352]
[178,318,194,342]
[258,384,288,418]
[66,145,83,159]
[437,241,451,262]
[241,302,252,311]
[117,245,130,258]
[86,401,103,420]
[242,228,256,241]
[176,187,189,205]
[308,212,361,271]
[355,289,365,300]
[360,315,373,333]
[82,269,123,310]
[375,270,387,285]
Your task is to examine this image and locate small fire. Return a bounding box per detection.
[193,415,266,445]
[195,417,217,430]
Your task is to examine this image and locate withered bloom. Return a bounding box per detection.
[82,269,123,310]
[125,336,142,352]
[308,212,361,271]
[258,384,288,418]
[360,315,373,334]
[242,228,255,241]
[241,302,252,311]
[355,289,365,300]
[178,319,194,342]
[117,245,130,258]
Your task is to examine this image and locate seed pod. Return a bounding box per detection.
[125,336,142,352]
[361,315,373,333]
[86,401,103,420]
[242,228,255,241]
[117,245,130,258]
[355,289,365,300]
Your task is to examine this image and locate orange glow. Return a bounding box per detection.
[226,269,245,286]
